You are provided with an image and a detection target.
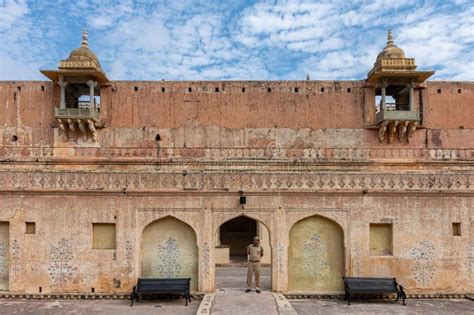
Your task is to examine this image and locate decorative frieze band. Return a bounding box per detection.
[0,170,471,193]
[1,146,472,162]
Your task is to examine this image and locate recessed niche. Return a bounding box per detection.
[25,222,36,234]
[437,89,441,94]
[134,86,138,91]
[92,223,116,249]
[41,86,45,92]
[215,87,220,92]
[458,89,462,94]
[347,88,351,93]
[267,87,272,92]
[11,135,18,142]
[452,222,461,236]
[294,87,299,92]
[370,223,393,256]
[321,87,325,93]
[242,87,246,92]
[161,87,165,92]
[188,87,192,92]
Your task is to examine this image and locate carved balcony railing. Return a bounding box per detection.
[55,105,100,121]
[376,110,419,125]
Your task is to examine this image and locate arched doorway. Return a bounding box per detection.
[288,215,344,292]
[141,216,198,291]
[215,215,271,291]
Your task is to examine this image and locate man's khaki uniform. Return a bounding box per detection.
[247,243,264,290]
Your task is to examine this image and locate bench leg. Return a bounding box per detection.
[347,293,351,305]
[130,292,135,306]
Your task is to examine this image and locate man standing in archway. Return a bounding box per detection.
[246,236,264,293]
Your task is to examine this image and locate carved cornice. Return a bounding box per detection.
[1,147,473,163]
[0,170,471,194]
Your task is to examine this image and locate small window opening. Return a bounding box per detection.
[242,87,246,92]
[25,222,35,234]
[437,89,441,94]
[155,134,161,141]
[294,87,299,93]
[134,86,138,91]
[11,135,18,142]
[320,87,324,93]
[267,87,272,92]
[91,288,95,293]
[452,223,461,236]
[347,88,351,93]
[39,287,42,293]
[458,89,462,94]
[41,86,45,92]
[188,87,192,92]
[161,87,165,92]
[17,86,21,91]
[215,87,220,92]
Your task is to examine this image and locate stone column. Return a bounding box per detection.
[408,81,414,111]
[87,80,97,110]
[380,80,387,111]
[58,76,68,109]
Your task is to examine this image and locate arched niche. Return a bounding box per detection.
[288,214,344,292]
[141,216,198,291]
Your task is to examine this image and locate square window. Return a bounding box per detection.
[452,223,461,236]
[370,223,393,256]
[25,222,35,234]
[92,223,116,249]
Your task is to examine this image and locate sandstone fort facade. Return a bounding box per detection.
[0,30,472,297]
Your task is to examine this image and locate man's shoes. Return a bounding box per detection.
[245,289,251,293]
[256,289,261,293]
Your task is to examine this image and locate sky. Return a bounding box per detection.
[0,0,473,81]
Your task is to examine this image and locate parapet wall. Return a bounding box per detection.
[0,81,473,160]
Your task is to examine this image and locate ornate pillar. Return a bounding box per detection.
[273,206,288,292]
[87,80,97,110]
[58,75,68,109]
[199,207,214,292]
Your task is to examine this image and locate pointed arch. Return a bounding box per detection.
[288,214,344,292]
[141,216,198,291]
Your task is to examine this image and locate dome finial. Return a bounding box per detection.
[82,28,88,47]
[387,29,393,45]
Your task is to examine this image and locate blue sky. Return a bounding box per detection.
[0,0,473,81]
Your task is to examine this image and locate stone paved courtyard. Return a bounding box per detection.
[0,298,472,314]
[0,268,472,314]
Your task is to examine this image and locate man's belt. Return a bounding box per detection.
[249,260,261,263]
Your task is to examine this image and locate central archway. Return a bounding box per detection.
[215,215,272,291]
[141,216,198,291]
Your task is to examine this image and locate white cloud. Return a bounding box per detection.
[0,0,472,80]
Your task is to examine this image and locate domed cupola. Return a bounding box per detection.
[40,29,108,143]
[366,30,434,144]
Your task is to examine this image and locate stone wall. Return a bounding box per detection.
[0,80,472,295]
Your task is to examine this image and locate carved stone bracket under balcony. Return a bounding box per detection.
[378,118,418,143]
[55,107,104,142]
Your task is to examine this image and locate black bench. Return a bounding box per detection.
[343,277,406,305]
[130,278,191,306]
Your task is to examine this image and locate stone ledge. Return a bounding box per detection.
[284,293,469,300]
[0,293,204,300]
